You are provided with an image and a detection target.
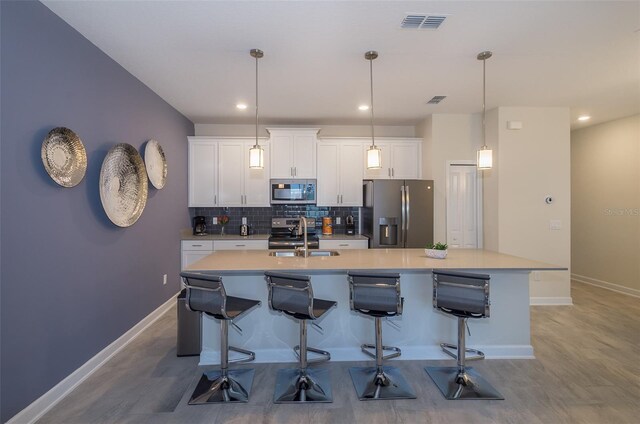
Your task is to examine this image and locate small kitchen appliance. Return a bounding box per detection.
[193,216,207,236]
[240,224,249,236]
[345,215,356,235]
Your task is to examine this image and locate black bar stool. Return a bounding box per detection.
[180,272,261,404]
[425,270,503,400]
[347,271,416,400]
[265,271,337,403]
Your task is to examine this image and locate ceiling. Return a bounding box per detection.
[43,1,640,129]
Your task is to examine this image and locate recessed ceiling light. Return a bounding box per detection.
[236,103,248,110]
[358,105,369,111]
[577,115,591,122]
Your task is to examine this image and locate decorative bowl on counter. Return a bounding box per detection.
[425,248,448,259]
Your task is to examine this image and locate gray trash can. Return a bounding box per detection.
[177,289,201,356]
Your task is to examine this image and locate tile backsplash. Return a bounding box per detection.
[189,205,359,234]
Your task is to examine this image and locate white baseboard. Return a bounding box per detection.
[199,344,534,365]
[7,292,179,424]
[572,273,640,298]
[530,297,573,306]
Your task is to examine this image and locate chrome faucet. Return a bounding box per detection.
[296,216,309,257]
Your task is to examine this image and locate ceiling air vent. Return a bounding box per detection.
[401,14,448,30]
[427,96,447,104]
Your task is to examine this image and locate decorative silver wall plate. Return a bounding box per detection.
[99,143,148,227]
[41,127,87,187]
[144,139,167,189]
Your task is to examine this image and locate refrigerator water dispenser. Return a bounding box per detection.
[379,217,398,245]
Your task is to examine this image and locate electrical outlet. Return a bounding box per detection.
[549,219,562,230]
[532,271,541,281]
[212,217,218,225]
[336,217,341,225]
[163,274,167,285]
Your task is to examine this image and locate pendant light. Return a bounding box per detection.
[365,50,382,169]
[476,50,493,170]
[248,48,264,169]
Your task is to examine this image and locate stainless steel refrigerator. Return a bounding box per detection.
[362,180,434,248]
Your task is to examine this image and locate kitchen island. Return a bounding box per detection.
[186,248,564,365]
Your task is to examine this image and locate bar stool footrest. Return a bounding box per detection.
[425,366,503,400]
[361,343,401,360]
[440,343,485,361]
[273,368,333,403]
[188,368,256,404]
[293,345,331,363]
[228,345,256,363]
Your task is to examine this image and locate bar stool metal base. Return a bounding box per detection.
[273,368,332,403]
[425,366,503,400]
[349,366,416,400]
[188,368,256,404]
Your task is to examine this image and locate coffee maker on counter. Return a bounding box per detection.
[193,216,207,236]
[345,215,356,235]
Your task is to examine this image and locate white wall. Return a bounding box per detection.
[484,107,572,304]
[419,114,482,243]
[195,123,416,138]
[571,114,640,296]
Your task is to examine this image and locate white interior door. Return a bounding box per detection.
[447,163,480,248]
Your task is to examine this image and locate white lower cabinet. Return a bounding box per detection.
[213,240,268,250]
[181,240,214,270]
[319,239,369,250]
[181,239,269,270]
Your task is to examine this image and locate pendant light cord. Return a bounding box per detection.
[482,56,486,149]
[369,56,375,147]
[255,53,259,148]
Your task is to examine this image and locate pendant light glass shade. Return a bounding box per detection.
[477,50,493,170]
[365,50,382,170]
[249,48,264,169]
[477,146,493,169]
[249,144,264,168]
[367,145,382,169]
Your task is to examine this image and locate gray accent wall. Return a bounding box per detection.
[0,2,194,421]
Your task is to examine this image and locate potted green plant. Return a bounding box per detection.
[425,242,448,259]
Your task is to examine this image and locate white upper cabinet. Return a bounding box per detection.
[188,138,218,207]
[317,141,364,207]
[188,137,269,208]
[268,128,318,178]
[362,139,422,180]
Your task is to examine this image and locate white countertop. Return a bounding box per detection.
[181,229,270,241]
[181,229,367,241]
[186,248,565,274]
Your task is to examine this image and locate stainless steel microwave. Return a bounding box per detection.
[270,179,316,204]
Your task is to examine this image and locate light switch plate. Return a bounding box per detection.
[549,219,562,230]
[336,217,341,225]
[212,217,218,225]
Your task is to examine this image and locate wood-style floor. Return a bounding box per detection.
[38,282,640,423]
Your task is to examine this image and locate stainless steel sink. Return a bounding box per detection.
[269,250,340,257]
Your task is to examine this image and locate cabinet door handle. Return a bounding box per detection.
[294,167,297,177]
[340,194,343,204]
[339,243,349,247]
[235,244,245,247]
[392,168,395,177]
[214,195,217,205]
[337,194,340,204]
[388,168,391,177]
[192,244,202,247]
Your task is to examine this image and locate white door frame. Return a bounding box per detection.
[445,160,483,248]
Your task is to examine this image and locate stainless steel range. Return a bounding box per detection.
[268,217,319,250]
